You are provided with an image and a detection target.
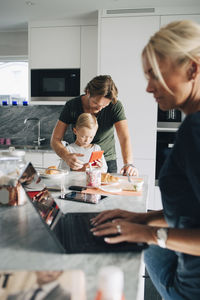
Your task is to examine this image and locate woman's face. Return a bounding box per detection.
[143,54,192,111]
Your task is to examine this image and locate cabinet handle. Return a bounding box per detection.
[168,143,174,148]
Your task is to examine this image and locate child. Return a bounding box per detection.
[59,113,108,172]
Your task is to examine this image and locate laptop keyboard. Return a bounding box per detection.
[53,212,148,253]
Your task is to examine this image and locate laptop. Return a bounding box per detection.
[19,163,148,254]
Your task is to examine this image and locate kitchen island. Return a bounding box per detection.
[0,171,148,300]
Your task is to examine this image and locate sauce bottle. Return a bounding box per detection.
[95,266,125,300]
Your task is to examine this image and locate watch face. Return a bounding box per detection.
[157,228,168,248]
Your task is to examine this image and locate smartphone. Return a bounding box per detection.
[68,185,87,191]
[59,192,107,204]
[89,150,104,166]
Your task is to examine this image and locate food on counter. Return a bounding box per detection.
[45,166,59,175]
[121,180,144,192]
[101,173,119,183]
[86,168,101,188]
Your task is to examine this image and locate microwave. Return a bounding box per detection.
[31,69,80,101]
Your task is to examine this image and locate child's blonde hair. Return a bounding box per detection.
[75,113,98,130]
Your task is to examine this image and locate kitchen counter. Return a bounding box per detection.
[0,171,148,300]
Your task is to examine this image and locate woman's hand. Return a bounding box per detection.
[120,164,139,176]
[91,219,155,245]
[64,153,84,170]
[90,209,148,226]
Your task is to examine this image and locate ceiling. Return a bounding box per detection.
[0,0,200,31]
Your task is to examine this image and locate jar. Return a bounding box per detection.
[0,156,27,206]
[95,266,125,300]
[86,168,101,188]
[0,147,26,172]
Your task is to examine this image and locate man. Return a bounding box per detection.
[7,271,71,300]
[51,75,138,175]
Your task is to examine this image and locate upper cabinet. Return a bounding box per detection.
[29,26,81,69]
[80,26,98,93]
[99,15,160,161]
[161,14,200,26]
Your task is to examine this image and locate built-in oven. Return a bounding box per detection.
[31,68,80,101]
[157,107,182,129]
[155,131,177,182]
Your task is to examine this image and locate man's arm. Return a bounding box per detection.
[114,120,133,164]
[51,120,69,160]
[114,120,138,176]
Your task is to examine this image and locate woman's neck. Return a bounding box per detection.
[180,77,200,115]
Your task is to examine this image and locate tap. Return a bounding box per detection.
[24,117,45,146]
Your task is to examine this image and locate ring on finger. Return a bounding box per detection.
[116,224,122,234]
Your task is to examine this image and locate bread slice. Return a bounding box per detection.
[45,166,59,175]
[101,173,119,183]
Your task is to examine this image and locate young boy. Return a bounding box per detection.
[59,113,108,172]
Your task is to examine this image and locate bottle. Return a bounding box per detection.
[95,266,125,300]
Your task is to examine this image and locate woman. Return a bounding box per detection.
[51,75,138,175]
[91,20,200,300]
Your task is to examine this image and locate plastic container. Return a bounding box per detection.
[86,167,101,188]
[0,147,26,171]
[0,155,27,206]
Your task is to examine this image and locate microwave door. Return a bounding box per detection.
[31,69,80,101]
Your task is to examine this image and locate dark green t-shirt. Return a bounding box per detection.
[59,96,126,161]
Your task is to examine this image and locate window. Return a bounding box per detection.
[0,60,28,105]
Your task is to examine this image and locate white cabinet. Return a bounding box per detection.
[30,26,81,69]
[43,152,60,168]
[154,186,163,210]
[25,152,43,168]
[161,14,200,26]
[25,151,60,168]
[98,15,160,208]
[80,26,98,93]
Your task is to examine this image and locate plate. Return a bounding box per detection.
[39,173,65,179]
[99,184,122,193]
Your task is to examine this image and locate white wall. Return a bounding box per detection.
[0,32,28,56]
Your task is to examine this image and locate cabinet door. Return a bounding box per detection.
[30,26,81,68]
[25,152,43,168]
[80,26,98,93]
[43,152,60,168]
[161,14,200,26]
[99,16,159,161]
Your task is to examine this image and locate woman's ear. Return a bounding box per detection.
[187,61,199,81]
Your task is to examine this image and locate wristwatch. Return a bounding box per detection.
[156,228,168,248]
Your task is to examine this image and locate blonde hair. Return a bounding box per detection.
[84,75,118,104]
[142,20,200,94]
[75,113,98,130]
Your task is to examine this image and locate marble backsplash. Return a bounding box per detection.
[0,105,75,147]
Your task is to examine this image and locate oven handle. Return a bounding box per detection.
[168,143,174,148]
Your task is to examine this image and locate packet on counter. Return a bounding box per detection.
[120,179,144,192]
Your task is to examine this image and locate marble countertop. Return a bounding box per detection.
[0,172,148,300]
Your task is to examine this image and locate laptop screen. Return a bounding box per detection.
[19,163,61,227]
